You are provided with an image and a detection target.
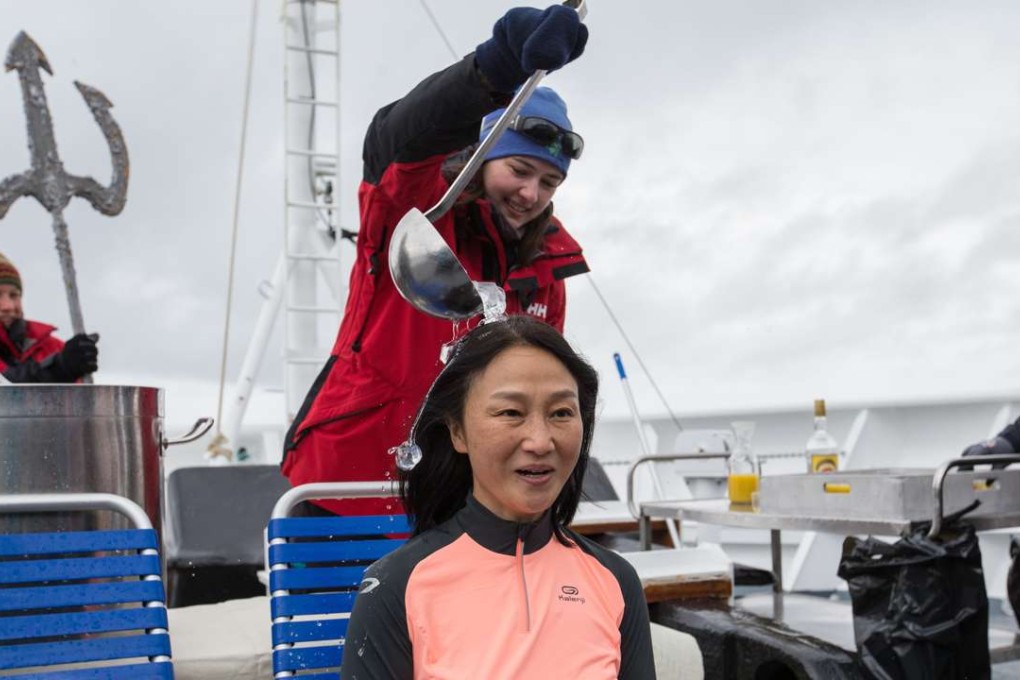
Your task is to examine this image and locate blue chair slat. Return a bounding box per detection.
[0,633,171,671]
[0,607,168,642]
[268,500,408,678]
[0,499,172,678]
[272,618,347,645]
[0,554,160,585]
[269,538,402,565]
[5,660,174,679]
[269,565,366,591]
[270,591,358,618]
[0,529,158,557]
[272,645,343,674]
[0,581,166,613]
[268,515,411,540]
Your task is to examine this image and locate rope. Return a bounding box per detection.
[586,274,684,432]
[418,0,460,60]
[212,0,260,457]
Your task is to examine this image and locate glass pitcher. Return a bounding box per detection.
[727,420,760,505]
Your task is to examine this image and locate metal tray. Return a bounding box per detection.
[757,467,1020,522]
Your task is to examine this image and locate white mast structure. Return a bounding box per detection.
[216,0,343,462]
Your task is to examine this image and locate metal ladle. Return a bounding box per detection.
[388,0,587,320]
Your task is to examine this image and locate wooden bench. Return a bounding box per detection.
[620,544,733,604]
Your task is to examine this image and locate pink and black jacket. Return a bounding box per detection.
[340,495,656,679]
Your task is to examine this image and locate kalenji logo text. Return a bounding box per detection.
[558,585,585,605]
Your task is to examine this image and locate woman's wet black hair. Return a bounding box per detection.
[399,315,599,543]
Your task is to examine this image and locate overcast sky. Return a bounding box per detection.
[2,1,1020,430]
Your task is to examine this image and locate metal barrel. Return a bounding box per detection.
[0,385,163,535]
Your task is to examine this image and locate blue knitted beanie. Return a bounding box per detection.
[479,87,574,176]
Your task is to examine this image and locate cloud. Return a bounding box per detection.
[4,0,1020,424]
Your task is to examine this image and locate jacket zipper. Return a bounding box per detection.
[515,527,531,633]
[351,225,389,353]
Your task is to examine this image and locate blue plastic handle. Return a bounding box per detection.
[613,353,626,379]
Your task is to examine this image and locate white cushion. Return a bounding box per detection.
[620,543,734,582]
[652,622,705,680]
[167,596,273,680]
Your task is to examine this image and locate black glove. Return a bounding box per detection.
[962,435,1015,458]
[55,333,99,380]
[475,5,588,93]
[959,434,1014,471]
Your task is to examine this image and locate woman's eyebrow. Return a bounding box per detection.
[489,388,578,401]
[511,157,564,179]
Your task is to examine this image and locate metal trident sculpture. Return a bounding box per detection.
[0,31,129,341]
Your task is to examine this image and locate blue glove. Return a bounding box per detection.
[475,5,588,93]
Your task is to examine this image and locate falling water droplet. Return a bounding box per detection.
[388,441,422,471]
[440,341,456,364]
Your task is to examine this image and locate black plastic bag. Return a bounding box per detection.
[1007,536,1020,629]
[836,506,989,680]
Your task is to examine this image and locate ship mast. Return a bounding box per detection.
[215,0,343,462]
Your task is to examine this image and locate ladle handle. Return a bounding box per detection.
[424,0,587,224]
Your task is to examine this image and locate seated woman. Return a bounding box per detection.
[341,315,655,679]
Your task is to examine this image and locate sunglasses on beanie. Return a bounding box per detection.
[507,115,584,160]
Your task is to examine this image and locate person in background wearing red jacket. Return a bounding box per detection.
[282,5,589,516]
[0,253,98,383]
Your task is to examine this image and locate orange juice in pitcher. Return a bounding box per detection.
[727,421,759,505]
[727,473,759,505]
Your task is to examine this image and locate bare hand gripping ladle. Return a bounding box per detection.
[388,0,587,321]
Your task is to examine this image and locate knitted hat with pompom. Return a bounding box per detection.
[0,253,21,292]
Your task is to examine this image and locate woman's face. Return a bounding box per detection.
[449,344,582,523]
[481,156,564,230]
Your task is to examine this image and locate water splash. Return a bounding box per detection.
[439,341,456,364]
[474,281,507,324]
[441,319,466,364]
[388,441,422,471]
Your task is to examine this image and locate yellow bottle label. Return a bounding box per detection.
[810,453,839,473]
[728,473,759,504]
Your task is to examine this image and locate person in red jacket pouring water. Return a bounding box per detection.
[281,5,590,516]
[0,252,98,384]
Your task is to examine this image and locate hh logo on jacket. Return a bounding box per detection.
[526,302,548,319]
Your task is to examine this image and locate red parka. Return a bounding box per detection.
[0,319,65,378]
[282,56,589,514]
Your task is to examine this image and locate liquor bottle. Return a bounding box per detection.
[727,421,760,505]
[805,399,840,473]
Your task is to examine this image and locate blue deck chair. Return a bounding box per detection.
[0,492,172,679]
[267,482,409,679]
